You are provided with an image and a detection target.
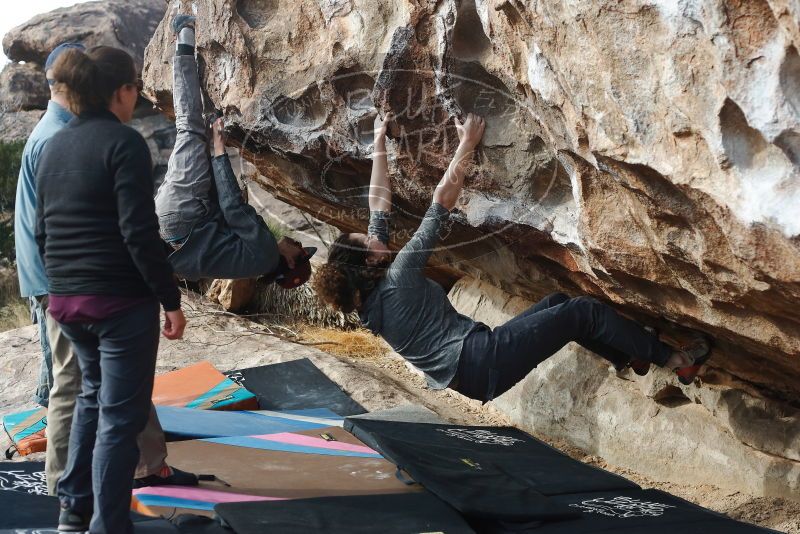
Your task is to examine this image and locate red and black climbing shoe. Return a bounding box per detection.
[675,335,712,385]
[629,359,651,376]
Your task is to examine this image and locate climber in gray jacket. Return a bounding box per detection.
[315,113,712,402]
[155,15,311,285]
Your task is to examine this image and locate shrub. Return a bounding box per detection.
[0,141,24,262]
[0,140,24,211]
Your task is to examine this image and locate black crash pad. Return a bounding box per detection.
[0,461,46,495]
[225,359,366,416]
[344,419,639,522]
[214,492,474,534]
[476,489,782,533]
[0,490,59,529]
[172,514,234,534]
[0,489,177,532]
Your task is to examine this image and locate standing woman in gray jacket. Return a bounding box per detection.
[35,46,186,534]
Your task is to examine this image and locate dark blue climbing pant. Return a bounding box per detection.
[56,299,160,534]
[454,293,673,402]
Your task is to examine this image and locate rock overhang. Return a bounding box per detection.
[142,0,800,401]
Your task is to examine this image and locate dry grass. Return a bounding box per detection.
[0,298,29,332]
[297,325,393,361]
[0,266,31,332]
[248,268,361,329]
[0,267,28,332]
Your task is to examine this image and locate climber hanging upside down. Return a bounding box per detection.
[154,14,314,287]
[313,112,712,403]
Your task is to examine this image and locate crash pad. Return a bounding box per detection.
[2,407,47,458]
[156,406,341,441]
[215,492,474,534]
[131,425,417,518]
[0,489,178,531]
[482,489,782,533]
[1,362,257,457]
[0,461,46,495]
[152,361,258,411]
[225,359,365,416]
[344,419,639,522]
[172,514,234,534]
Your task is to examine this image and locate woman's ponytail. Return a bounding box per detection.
[52,46,137,115]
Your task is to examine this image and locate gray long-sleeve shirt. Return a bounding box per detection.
[360,203,477,389]
[167,154,279,281]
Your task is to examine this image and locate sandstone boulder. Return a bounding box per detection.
[206,278,258,312]
[0,62,49,111]
[0,109,43,143]
[2,0,165,69]
[0,0,172,172]
[143,0,800,403]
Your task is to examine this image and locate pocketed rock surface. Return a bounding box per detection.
[143,0,800,401]
[141,0,800,503]
[0,298,798,532]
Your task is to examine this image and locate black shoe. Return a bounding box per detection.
[58,506,90,532]
[133,466,199,489]
[171,14,196,34]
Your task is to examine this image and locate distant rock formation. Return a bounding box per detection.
[2,0,163,69]
[0,62,48,112]
[0,0,169,153]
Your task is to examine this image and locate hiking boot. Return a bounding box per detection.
[171,14,196,34]
[675,335,712,385]
[58,506,90,532]
[133,465,199,489]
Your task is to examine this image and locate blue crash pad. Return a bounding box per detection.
[156,405,342,440]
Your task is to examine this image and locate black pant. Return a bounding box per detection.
[455,293,672,402]
[57,299,160,534]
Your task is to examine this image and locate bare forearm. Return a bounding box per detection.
[433,143,474,210]
[369,135,392,212]
[213,138,226,157]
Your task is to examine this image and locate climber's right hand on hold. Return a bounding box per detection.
[454,112,486,151]
[163,309,187,340]
[433,113,485,210]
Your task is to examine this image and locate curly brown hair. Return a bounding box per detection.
[313,233,388,313]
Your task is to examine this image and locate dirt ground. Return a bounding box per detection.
[1,295,797,533]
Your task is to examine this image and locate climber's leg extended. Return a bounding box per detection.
[456,295,674,401]
[503,293,635,369]
[154,17,214,244]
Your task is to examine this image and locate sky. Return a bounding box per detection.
[1,1,93,65]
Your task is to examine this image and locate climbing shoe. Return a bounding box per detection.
[133,465,199,489]
[171,14,196,34]
[675,335,712,385]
